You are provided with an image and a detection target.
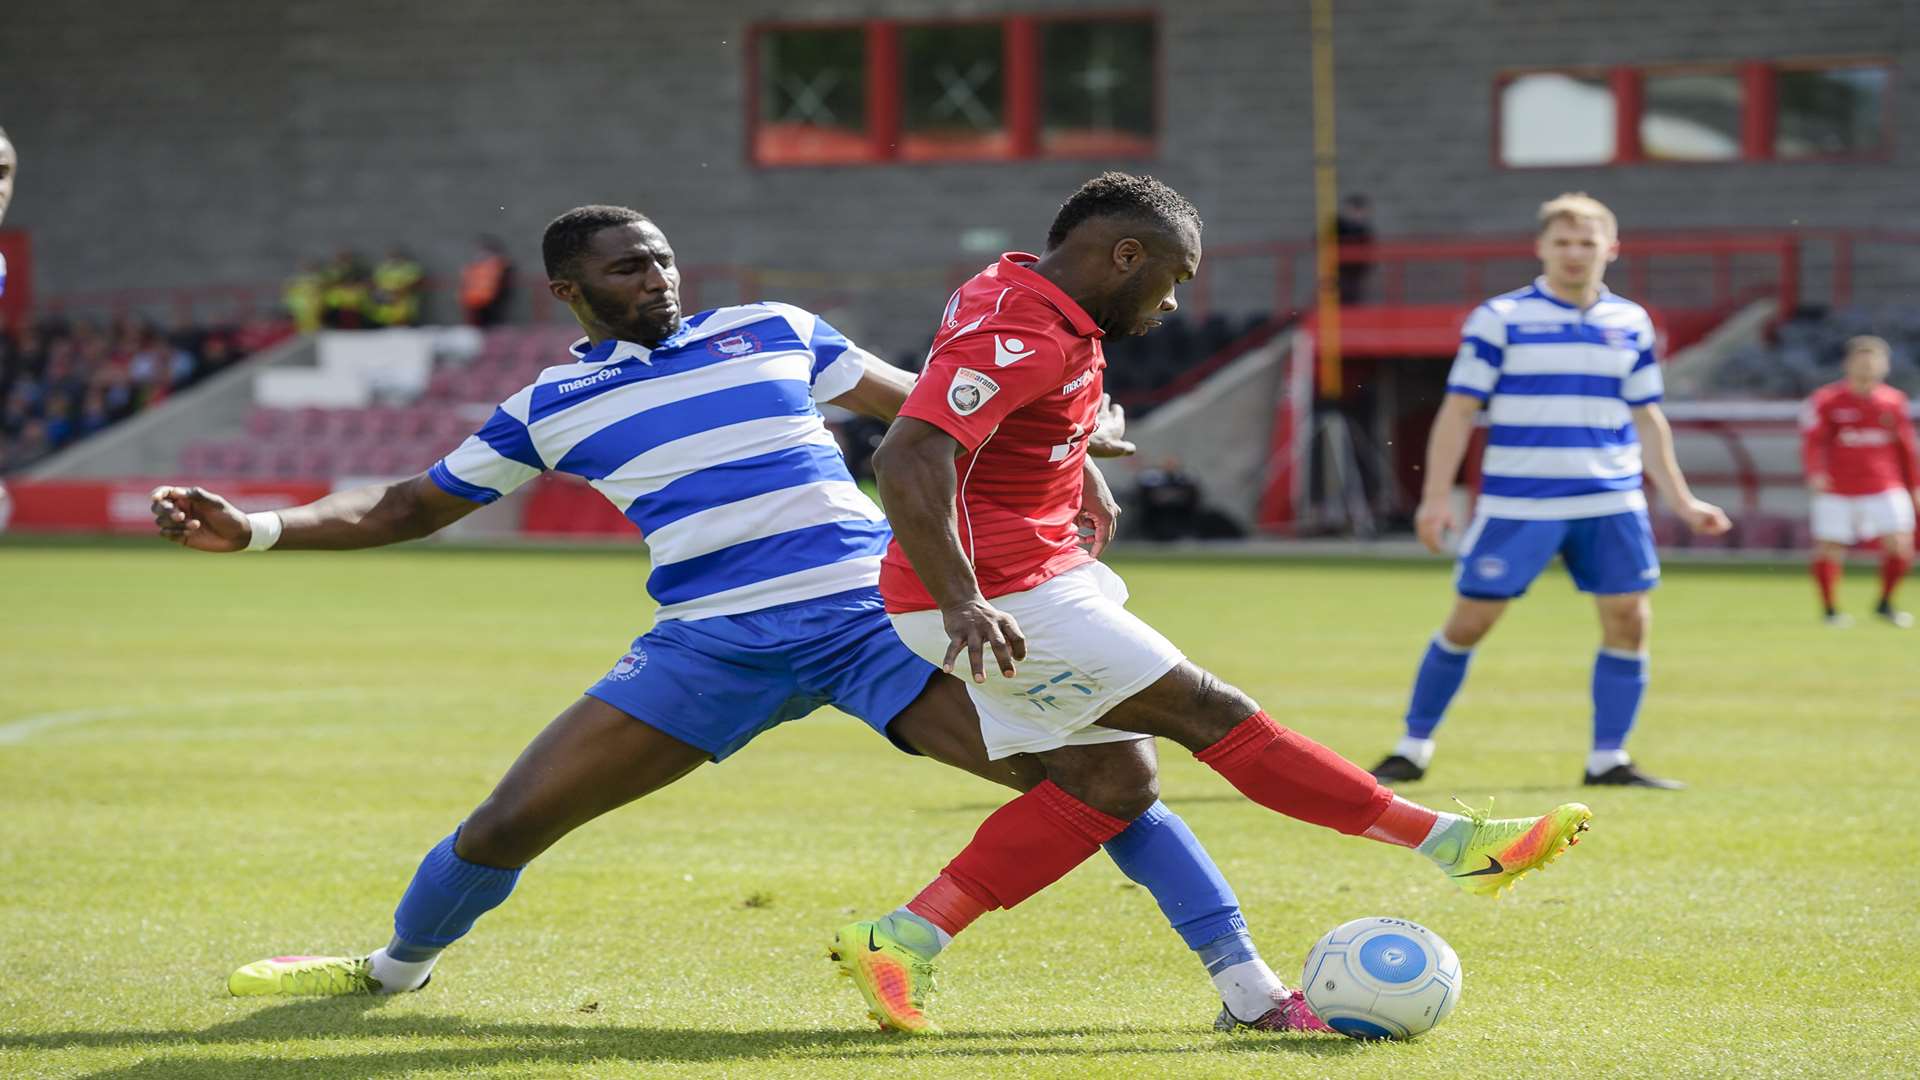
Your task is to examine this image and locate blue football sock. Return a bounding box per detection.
[1591,649,1649,752]
[388,828,522,960]
[1103,801,1246,950]
[1405,634,1474,740]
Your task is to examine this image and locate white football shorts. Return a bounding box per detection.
[888,561,1186,760]
[1810,489,1915,544]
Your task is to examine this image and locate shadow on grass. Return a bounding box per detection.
[1,997,1363,1077]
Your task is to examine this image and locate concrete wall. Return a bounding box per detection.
[3,0,1914,354]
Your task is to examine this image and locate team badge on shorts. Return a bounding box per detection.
[1473,555,1508,580]
[948,367,1001,416]
[606,649,649,681]
[707,330,762,359]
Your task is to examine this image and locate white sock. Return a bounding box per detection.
[367,946,437,993]
[1393,736,1437,768]
[1416,811,1473,866]
[1214,957,1287,1022]
[888,907,953,952]
[1587,748,1631,774]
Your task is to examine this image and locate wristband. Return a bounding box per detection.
[243,511,284,552]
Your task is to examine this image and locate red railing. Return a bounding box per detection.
[23,229,1918,333]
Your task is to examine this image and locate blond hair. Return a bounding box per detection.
[1845,334,1891,359]
[1537,192,1617,237]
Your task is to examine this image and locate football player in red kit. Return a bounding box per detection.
[828,173,1593,1036]
[1802,335,1920,627]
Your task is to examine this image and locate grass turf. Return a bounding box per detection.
[2,543,1916,1079]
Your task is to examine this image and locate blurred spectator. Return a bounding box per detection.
[284,259,325,333]
[1335,193,1375,304]
[0,316,259,475]
[460,236,513,327]
[371,248,425,327]
[321,251,372,329]
[1133,457,1245,541]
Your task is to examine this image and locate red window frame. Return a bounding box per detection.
[747,12,1159,168]
[1770,56,1895,163]
[1493,56,1894,169]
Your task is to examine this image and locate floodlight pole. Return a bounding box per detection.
[1310,0,1342,401]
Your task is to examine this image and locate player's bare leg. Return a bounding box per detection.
[1086,662,1587,897]
[872,674,1325,1034]
[1372,596,1509,782]
[230,696,713,996]
[1812,539,1852,626]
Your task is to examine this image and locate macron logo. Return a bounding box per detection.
[994,336,1038,367]
[556,367,622,394]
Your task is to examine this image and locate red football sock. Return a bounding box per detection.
[1812,556,1841,612]
[1194,710,1402,837]
[1881,553,1912,605]
[904,780,1129,938]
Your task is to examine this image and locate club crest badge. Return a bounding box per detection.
[606,649,649,681]
[707,331,762,358]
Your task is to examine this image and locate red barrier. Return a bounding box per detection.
[3,479,331,534]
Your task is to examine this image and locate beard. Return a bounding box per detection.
[581,282,680,345]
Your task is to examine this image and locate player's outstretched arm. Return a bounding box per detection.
[1631,404,1731,535]
[826,355,918,422]
[872,417,1026,682]
[151,474,482,553]
[1414,393,1483,553]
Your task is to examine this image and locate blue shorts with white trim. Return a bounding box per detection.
[583,587,936,761]
[1455,509,1660,600]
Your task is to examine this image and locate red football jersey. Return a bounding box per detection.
[1801,381,1919,496]
[880,253,1106,613]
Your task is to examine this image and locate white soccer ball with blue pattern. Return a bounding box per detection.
[1302,916,1462,1039]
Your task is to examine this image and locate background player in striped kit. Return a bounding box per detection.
[150,205,1307,1028]
[1369,193,1730,791]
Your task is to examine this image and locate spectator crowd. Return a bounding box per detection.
[0,316,268,475]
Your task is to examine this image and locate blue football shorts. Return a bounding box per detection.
[583,586,937,761]
[1454,509,1660,600]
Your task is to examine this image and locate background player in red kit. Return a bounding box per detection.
[828,173,1594,1035]
[1802,335,1920,627]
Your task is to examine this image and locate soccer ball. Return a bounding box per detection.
[1302,916,1462,1040]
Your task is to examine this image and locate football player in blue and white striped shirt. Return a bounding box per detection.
[1370,194,1729,790]
[152,206,1311,1029]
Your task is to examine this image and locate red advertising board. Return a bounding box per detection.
[3,479,331,534]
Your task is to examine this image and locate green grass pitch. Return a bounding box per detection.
[2,541,1917,1079]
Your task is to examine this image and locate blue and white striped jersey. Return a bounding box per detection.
[1445,278,1663,520]
[429,302,887,622]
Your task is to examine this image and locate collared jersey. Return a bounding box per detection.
[1446,277,1663,520]
[1801,381,1919,496]
[429,301,888,622]
[879,253,1106,612]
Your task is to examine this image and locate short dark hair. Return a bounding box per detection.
[543,205,651,280]
[1046,172,1202,251]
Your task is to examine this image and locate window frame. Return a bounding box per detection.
[747,11,1160,169]
[1492,56,1894,170]
[1770,55,1895,164]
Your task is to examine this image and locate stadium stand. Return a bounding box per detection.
[0,316,279,476]
[176,324,576,482]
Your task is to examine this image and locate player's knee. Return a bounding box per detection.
[1077,770,1159,822]
[1600,602,1651,650]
